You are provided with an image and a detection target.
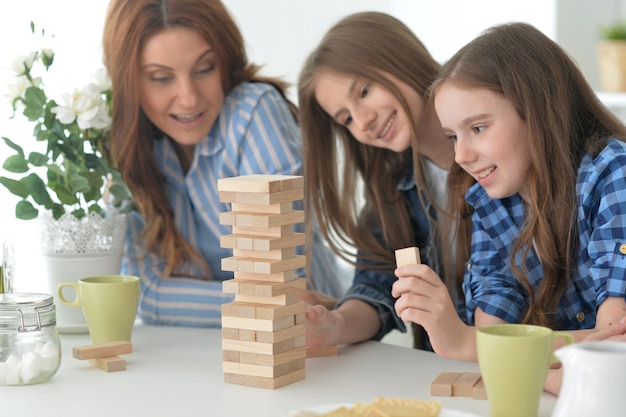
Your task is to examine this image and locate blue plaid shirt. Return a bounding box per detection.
[463,139,626,329]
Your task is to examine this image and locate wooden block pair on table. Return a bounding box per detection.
[218,174,337,390]
[431,372,487,400]
[73,340,132,372]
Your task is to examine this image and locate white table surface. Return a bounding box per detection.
[0,324,557,417]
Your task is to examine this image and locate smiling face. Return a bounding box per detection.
[313,70,421,153]
[139,27,224,156]
[434,82,532,200]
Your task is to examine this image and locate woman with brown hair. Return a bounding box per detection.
[297,11,457,348]
[101,0,341,327]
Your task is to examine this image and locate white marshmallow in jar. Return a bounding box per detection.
[0,293,61,385]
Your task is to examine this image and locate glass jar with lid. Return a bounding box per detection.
[0,293,61,385]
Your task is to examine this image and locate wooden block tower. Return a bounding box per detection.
[218,174,307,389]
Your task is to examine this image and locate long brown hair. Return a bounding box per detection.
[102,0,293,278]
[298,12,441,269]
[430,22,626,327]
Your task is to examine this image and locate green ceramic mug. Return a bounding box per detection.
[57,275,140,344]
[477,324,574,417]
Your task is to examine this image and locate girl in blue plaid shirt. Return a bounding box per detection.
[393,22,626,373]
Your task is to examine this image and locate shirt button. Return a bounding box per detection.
[620,243,626,255]
[576,312,585,322]
[467,262,471,271]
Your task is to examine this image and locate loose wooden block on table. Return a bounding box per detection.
[430,372,487,400]
[217,174,304,193]
[72,341,133,360]
[472,377,487,400]
[395,246,421,267]
[452,372,482,397]
[430,372,460,396]
[88,356,126,372]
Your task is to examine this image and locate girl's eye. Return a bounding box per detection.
[359,84,370,98]
[447,134,457,141]
[473,125,486,134]
[343,115,353,126]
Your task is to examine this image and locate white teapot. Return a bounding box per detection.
[552,341,626,417]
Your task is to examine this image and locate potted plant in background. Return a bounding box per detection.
[0,23,131,332]
[598,20,626,92]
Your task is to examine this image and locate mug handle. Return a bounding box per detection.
[57,282,82,307]
[550,331,574,364]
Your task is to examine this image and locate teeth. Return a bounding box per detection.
[477,167,495,178]
[175,113,200,122]
[379,114,395,138]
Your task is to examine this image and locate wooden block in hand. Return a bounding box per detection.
[88,356,126,372]
[395,246,421,267]
[430,372,461,396]
[73,341,133,360]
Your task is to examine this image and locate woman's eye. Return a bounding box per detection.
[343,115,353,126]
[196,64,216,75]
[473,125,486,134]
[151,75,172,83]
[447,134,457,141]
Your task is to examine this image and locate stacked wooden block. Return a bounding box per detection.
[218,174,307,389]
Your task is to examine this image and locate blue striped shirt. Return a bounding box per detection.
[463,139,626,329]
[122,82,341,327]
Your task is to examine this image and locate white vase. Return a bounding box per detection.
[39,210,127,333]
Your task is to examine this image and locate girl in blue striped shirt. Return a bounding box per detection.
[102,0,341,327]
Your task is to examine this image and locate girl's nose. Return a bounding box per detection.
[353,107,376,132]
[453,136,477,165]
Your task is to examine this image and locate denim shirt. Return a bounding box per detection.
[336,168,439,340]
[463,139,626,329]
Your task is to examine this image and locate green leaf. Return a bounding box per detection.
[1,137,25,157]
[16,200,38,220]
[22,87,47,121]
[3,154,29,173]
[23,173,53,207]
[0,176,29,198]
[28,152,48,166]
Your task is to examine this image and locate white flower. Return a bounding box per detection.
[90,68,112,93]
[51,87,111,130]
[10,51,38,75]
